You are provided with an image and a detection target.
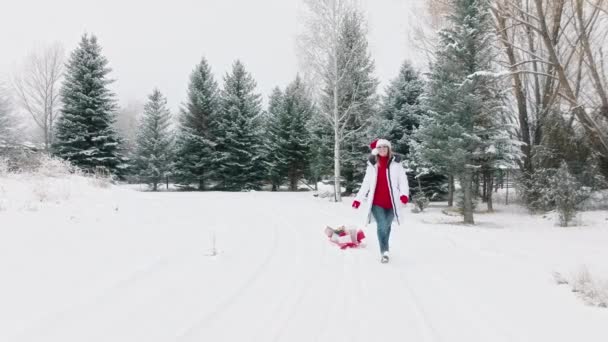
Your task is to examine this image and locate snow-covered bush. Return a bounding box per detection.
[551,162,590,227]
[520,162,591,226]
[581,190,608,210]
[412,191,429,212]
[34,154,75,177]
[0,157,8,176]
[519,168,557,212]
[88,166,114,188]
[554,267,608,308]
[569,267,608,308]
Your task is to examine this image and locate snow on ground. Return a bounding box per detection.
[1,173,608,342]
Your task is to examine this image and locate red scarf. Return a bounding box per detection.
[372,155,392,209]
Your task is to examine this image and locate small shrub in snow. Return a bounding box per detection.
[552,271,568,285]
[556,267,608,308]
[31,179,50,202]
[581,190,608,210]
[89,173,113,189]
[412,192,429,212]
[521,162,590,226]
[571,267,593,293]
[0,157,8,176]
[551,162,589,227]
[519,168,557,212]
[35,154,75,177]
[81,166,114,189]
[571,267,608,308]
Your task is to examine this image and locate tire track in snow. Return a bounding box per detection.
[175,220,281,341]
[395,225,518,342]
[397,264,516,342]
[230,204,326,342]
[278,201,351,342]
[393,264,444,342]
[14,255,173,340]
[316,200,440,341]
[265,209,331,342]
[176,195,325,341]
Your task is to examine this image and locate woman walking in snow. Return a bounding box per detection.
[352,138,410,263]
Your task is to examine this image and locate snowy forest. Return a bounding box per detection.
[1,0,608,226]
[2,1,608,340]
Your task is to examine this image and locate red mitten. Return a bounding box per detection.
[356,230,366,243]
[400,195,409,204]
[352,200,361,209]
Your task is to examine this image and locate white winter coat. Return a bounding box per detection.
[354,154,410,226]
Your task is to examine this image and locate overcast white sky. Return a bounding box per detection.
[1,0,429,112]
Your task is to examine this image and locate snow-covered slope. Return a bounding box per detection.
[1,173,607,341]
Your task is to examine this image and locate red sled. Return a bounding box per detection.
[324,226,366,249]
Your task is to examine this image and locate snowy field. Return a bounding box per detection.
[1,173,608,342]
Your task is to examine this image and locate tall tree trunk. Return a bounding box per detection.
[333,79,342,202]
[289,171,298,191]
[463,170,475,224]
[448,175,454,207]
[482,172,488,203]
[486,172,494,212]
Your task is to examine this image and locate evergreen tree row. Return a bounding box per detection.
[48,33,324,191]
[49,33,444,196]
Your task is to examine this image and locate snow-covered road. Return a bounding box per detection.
[1,182,607,341]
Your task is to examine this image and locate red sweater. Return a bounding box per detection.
[373,156,392,209]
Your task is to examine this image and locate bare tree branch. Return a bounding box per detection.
[12,43,64,150]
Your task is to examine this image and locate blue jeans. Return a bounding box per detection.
[371,205,394,254]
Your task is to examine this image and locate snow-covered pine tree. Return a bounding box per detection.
[375,60,447,200]
[308,110,334,191]
[173,57,219,190]
[264,77,314,191]
[265,87,287,190]
[281,76,314,191]
[215,60,265,190]
[378,61,424,156]
[133,88,174,191]
[52,34,125,176]
[551,161,589,227]
[413,0,514,223]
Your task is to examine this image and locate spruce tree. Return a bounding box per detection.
[215,60,265,190]
[377,61,447,200]
[281,76,314,190]
[334,10,379,195]
[265,87,287,190]
[133,88,174,191]
[552,161,587,227]
[53,34,124,175]
[173,57,219,190]
[379,61,424,156]
[413,0,514,223]
[308,110,334,190]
